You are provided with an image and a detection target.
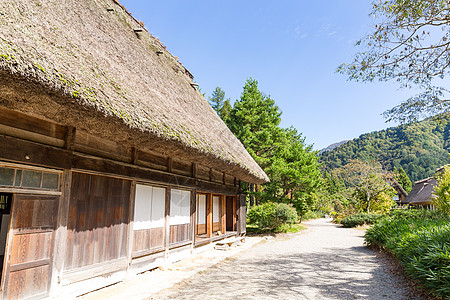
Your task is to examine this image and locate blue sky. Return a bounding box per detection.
[120,1,415,150]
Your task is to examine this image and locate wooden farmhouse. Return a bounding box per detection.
[0,0,268,298]
[404,178,437,209]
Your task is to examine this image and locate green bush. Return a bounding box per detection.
[303,210,323,220]
[247,202,298,231]
[365,210,450,298]
[340,213,382,228]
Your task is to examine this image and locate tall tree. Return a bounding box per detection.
[208,87,231,122]
[335,160,395,213]
[262,127,322,205]
[339,0,450,122]
[393,166,413,193]
[227,78,283,170]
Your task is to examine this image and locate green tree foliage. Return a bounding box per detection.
[434,165,450,214]
[335,160,395,213]
[338,0,450,122]
[393,166,412,193]
[296,197,309,223]
[320,118,450,182]
[227,78,323,214]
[208,87,232,122]
[261,127,322,204]
[227,78,283,170]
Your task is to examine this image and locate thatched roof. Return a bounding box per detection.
[404,177,437,205]
[0,0,268,183]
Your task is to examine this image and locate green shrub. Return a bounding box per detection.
[247,202,298,231]
[303,210,323,220]
[340,213,382,228]
[365,210,450,298]
[434,165,450,214]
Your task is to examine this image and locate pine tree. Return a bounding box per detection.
[208,87,231,122]
[227,78,283,170]
[393,166,413,193]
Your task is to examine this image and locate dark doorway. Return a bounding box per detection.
[226,196,236,231]
[0,193,12,276]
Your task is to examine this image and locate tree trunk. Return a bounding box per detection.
[255,184,259,206]
[366,194,371,213]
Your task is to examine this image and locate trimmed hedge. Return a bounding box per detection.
[247,202,298,231]
[365,210,450,298]
[340,213,382,228]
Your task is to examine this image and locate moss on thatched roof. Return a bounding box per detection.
[0,0,268,183]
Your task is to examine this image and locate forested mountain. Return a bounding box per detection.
[320,119,450,182]
[319,140,350,155]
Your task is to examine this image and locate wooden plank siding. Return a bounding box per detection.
[0,106,251,298]
[64,173,131,271]
[2,194,59,299]
[169,224,190,245]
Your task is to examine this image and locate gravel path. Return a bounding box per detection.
[151,218,423,300]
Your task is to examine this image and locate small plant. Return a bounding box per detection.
[247,202,298,231]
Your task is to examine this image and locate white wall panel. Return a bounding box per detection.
[213,196,220,223]
[197,194,206,225]
[134,184,153,230]
[170,189,191,225]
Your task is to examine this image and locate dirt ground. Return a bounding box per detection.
[150,218,424,300]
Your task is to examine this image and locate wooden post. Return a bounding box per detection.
[237,194,246,235]
[232,196,237,231]
[126,181,136,272]
[164,187,171,257]
[167,157,173,173]
[49,170,71,296]
[206,193,212,238]
[220,195,226,234]
[190,190,196,249]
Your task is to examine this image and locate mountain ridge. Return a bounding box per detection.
[319,118,450,182]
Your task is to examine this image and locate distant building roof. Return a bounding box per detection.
[404,177,437,205]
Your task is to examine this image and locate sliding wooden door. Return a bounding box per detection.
[2,194,59,299]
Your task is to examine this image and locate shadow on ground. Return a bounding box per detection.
[151,241,418,300]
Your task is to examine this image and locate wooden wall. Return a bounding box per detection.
[3,194,59,299]
[169,224,190,245]
[64,173,131,270]
[0,106,250,297]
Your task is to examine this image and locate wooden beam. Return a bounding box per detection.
[206,193,212,238]
[0,134,72,169]
[0,134,239,195]
[64,126,76,151]
[0,106,66,140]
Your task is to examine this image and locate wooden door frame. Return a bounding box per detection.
[2,193,60,299]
